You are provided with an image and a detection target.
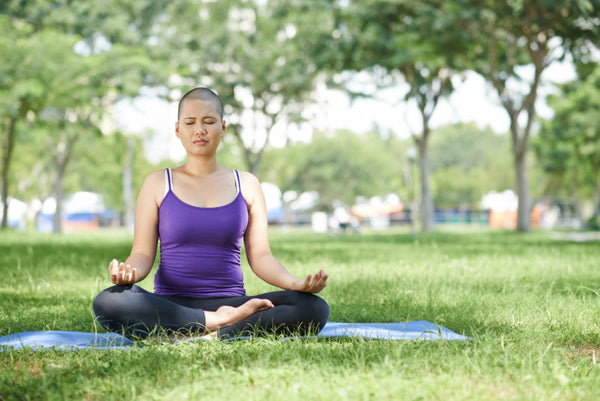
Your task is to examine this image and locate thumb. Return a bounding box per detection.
[109,259,119,274]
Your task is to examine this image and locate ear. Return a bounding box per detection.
[175,121,180,138]
[221,120,227,136]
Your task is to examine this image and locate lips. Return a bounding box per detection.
[193,139,208,146]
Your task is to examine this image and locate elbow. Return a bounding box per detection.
[246,252,273,271]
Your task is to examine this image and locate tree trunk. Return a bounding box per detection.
[1,117,17,229]
[53,159,65,234]
[514,145,530,232]
[401,155,417,237]
[52,136,77,234]
[416,130,434,232]
[229,123,267,175]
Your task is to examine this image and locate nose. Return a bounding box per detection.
[194,123,207,135]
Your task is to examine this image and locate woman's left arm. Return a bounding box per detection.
[241,172,328,294]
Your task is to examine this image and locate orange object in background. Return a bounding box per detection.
[488,207,542,229]
[62,213,100,232]
[488,210,517,229]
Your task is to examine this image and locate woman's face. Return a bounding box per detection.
[175,98,226,156]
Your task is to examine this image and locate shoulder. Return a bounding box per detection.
[237,170,263,207]
[238,170,261,188]
[139,169,169,204]
[143,169,168,188]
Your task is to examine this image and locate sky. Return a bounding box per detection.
[114,61,576,164]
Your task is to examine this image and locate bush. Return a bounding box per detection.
[586,213,600,231]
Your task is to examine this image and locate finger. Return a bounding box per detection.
[308,274,318,288]
[119,263,127,284]
[110,259,119,283]
[313,270,326,283]
[109,259,118,274]
[130,267,136,283]
[126,265,134,283]
[308,274,321,292]
[302,275,313,291]
[313,273,328,292]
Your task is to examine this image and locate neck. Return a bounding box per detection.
[182,157,220,176]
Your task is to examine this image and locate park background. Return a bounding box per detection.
[2,0,599,235]
[1,1,600,400]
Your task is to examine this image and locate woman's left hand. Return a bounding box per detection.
[294,269,329,294]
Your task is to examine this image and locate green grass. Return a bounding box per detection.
[1,227,599,400]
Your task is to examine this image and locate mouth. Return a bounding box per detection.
[193,139,208,146]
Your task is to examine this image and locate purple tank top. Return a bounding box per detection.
[154,169,248,297]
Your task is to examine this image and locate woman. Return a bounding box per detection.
[93,87,329,339]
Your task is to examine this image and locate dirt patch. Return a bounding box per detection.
[566,344,599,364]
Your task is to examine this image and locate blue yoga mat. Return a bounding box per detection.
[0,331,134,351]
[0,321,469,351]
[317,321,468,341]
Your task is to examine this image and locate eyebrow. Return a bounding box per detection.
[183,115,217,120]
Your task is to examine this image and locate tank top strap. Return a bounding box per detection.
[234,170,241,194]
[164,168,173,196]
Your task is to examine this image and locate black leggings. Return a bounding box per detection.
[92,285,329,339]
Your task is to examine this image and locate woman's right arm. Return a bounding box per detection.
[110,170,163,285]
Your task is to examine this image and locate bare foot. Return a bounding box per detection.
[204,298,274,332]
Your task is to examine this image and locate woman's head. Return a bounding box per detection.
[177,87,223,122]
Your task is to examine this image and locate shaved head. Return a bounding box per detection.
[177,87,224,121]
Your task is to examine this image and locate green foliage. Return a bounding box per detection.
[259,130,403,210]
[429,124,505,172]
[587,214,600,231]
[429,123,513,208]
[71,134,155,213]
[1,229,600,399]
[0,0,169,46]
[257,123,544,211]
[440,0,600,231]
[2,0,599,229]
[1,4,164,229]
[157,0,323,172]
[535,66,600,201]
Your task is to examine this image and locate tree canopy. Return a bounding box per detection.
[2,0,599,232]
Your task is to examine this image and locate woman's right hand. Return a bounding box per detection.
[109,259,137,285]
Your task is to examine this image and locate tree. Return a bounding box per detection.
[300,0,465,231]
[0,2,166,231]
[535,66,600,221]
[0,19,74,229]
[0,0,169,48]
[446,0,600,231]
[156,0,322,174]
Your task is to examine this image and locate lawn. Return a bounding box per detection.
[1,227,599,400]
